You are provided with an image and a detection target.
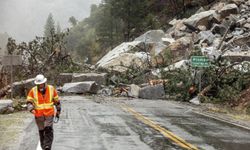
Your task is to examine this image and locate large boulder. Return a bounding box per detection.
[219,4,239,18]
[56,73,73,86]
[134,30,165,43]
[183,10,215,29]
[0,99,13,113]
[96,30,168,73]
[168,36,191,58]
[96,41,143,68]
[96,41,147,72]
[127,84,141,98]
[139,84,165,99]
[244,23,250,29]
[72,73,107,85]
[98,52,148,73]
[62,81,99,94]
[12,78,35,98]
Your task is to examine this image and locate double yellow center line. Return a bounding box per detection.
[121,104,198,150]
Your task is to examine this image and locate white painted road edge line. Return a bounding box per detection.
[37,141,42,150]
[193,110,250,131]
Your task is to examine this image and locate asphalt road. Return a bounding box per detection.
[20,96,250,150]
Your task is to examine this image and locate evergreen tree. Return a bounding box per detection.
[44,13,55,37]
[69,16,78,27]
[56,22,61,34]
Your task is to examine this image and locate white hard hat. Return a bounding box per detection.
[34,74,47,85]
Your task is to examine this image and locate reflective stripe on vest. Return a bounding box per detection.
[33,85,54,110]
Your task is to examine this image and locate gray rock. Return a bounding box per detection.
[232,28,245,36]
[236,18,247,27]
[197,25,207,31]
[128,84,141,98]
[0,99,13,113]
[243,23,250,29]
[183,10,215,29]
[134,30,165,43]
[246,1,250,6]
[12,78,35,98]
[198,31,216,45]
[190,97,200,105]
[97,52,148,73]
[196,7,205,14]
[240,9,246,14]
[72,73,107,85]
[211,2,226,11]
[211,24,227,35]
[219,4,239,18]
[211,13,222,24]
[56,73,73,86]
[169,36,191,50]
[230,0,245,6]
[110,75,119,85]
[201,47,221,60]
[96,41,151,73]
[231,34,250,46]
[222,51,250,62]
[98,86,113,96]
[62,81,99,94]
[139,84,165,99]
[223,15,238,28]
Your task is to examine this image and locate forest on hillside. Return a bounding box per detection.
[66,0,216,64]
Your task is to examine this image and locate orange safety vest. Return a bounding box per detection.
[27,85,59,117]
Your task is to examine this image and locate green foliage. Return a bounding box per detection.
[159,45,250,102]
[6,30,81,83]
[206,69,250,102]
[161,69,193,101]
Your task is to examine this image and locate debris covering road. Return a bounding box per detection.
[16,96,250,150]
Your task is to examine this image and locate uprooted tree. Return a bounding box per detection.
[3,30,81,84]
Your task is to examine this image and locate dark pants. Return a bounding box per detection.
[35,116,54,150]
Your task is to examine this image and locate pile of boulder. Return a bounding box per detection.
[167,0,250,61]
[1,0,250,105]
[58,72,165,99]
[57,72,107,94]
[96,0,250,73]
[93,0,250,100]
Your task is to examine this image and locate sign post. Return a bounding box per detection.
[2,55,22,99]
[191,56,210,92]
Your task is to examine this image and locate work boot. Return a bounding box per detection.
[39,130,45,149]
[44,146,50,150]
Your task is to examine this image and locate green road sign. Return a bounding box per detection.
[191,56,210,67]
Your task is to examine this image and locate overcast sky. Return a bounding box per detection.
[0,0,101,42]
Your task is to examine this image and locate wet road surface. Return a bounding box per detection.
[20,96,250,150]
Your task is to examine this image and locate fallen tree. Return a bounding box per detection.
[3,30,82,85]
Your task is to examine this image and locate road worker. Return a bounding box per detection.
[26,74,61,150]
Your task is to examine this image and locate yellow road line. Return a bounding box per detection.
[121,104,198,150]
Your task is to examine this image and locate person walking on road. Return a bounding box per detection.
[26,74,61,150]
